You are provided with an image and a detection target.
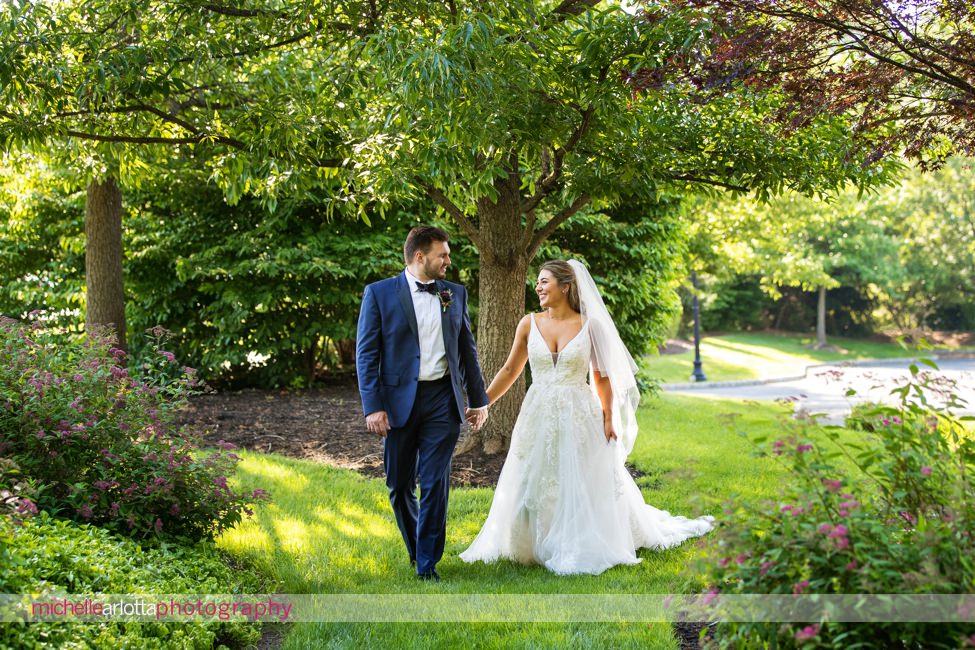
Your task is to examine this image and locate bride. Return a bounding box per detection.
[460,260,714,575]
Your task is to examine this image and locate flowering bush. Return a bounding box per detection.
[699,361,975,648]
[0,316,268,541]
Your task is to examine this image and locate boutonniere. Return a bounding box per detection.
[438,288,453,313]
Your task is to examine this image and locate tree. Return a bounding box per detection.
[336,0,893,451]
[667,0,975,167]
[868,156,975,331]
[0,0,360,346]
[4,0,895,451]
[688,189,903,346]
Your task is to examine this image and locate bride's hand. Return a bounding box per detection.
[603,417,617,443]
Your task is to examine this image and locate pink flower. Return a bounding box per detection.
[797,443,814,453]
[780,504,794,513]
[772,439,785,455]
[154,518,163,532]
[760,561,774,576]
[823,479,843,492]
[818,523,833,534]
[846,560,858,571]
[964,633,975,648]
[834,537,850,550]
[830,525,848,538]
[702,588,720,605]
[899,511,917,526]
[795,624,820,643]
[921,466,932,476]
[735,554,748,565]
[793,580,810,594]
[158,350,176,363]
[78,505,93,520]
[718,557,730,567]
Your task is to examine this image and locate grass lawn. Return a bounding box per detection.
[649,331,946,384]
[217,393,860,649]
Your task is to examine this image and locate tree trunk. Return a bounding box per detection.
[815,284,827,348]
[85,177,126,350]
[457,188,529,455]
[336,338,357,365]
[774,289,790,330]
[305,337,318,385]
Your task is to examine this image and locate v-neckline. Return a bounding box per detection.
[531,314,586,366]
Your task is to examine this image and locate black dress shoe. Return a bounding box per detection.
[417,570,440,582]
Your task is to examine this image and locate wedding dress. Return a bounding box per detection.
[459,311,714,575]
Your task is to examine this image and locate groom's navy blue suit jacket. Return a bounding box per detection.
[356,272,489,428]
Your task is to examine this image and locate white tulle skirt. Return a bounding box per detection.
[460,380,714,575]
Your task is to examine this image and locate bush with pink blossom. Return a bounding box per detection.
[0,316,268,541]
[698,361,975,648]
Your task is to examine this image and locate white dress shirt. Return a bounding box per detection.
[404,268,449,381]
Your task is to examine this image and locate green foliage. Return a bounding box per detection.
[699,363,975,648]
[686,157,975,336]
[344,1,893,217]
[123,171,418,388]
[696,275,768,332]
[0,316,267,541]
[877,157,975,331]
[0,511,263,649]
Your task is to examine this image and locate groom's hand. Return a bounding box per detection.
[366,410,390,437]
[465,406,488,430]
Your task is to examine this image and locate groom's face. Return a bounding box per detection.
[419,240,451,280]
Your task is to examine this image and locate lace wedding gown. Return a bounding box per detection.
[460,315,715,575]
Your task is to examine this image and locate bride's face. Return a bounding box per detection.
[535,270,564,309]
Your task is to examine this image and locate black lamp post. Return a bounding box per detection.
[691,271,707,382]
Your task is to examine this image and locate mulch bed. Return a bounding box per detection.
[176,375,507,487]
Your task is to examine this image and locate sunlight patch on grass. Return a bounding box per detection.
[650,332,925,383]
[217,392,865,649]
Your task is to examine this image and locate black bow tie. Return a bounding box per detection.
[415,281,438,296]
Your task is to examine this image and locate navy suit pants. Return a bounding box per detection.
[383,375,460,575]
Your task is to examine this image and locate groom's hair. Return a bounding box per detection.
[404,225,450,264]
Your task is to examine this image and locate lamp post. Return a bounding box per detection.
[691,271,707,382]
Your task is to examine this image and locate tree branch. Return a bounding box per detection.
[421,181,485,249]
[523,106,595,214]
[199,4,287,18]
[666,174,749,192]
[527,194,590,259]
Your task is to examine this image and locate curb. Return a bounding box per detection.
[661,350,975,391]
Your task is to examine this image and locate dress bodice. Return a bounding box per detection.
[528,314,590,387]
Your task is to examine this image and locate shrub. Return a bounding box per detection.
[0,317,268,541]
[698,361,975,648]
[0,511,264,649]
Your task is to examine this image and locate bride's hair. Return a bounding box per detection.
[539,261,581,312]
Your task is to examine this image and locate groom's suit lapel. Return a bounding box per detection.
[396,273,419,342]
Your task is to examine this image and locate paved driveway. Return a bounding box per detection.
[664,358,975,425]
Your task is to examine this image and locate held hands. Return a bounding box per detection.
[603,415,618,444]
[366,410,390,437]
[465,406,489,431]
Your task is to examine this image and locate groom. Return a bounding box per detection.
[356,225,489,581]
